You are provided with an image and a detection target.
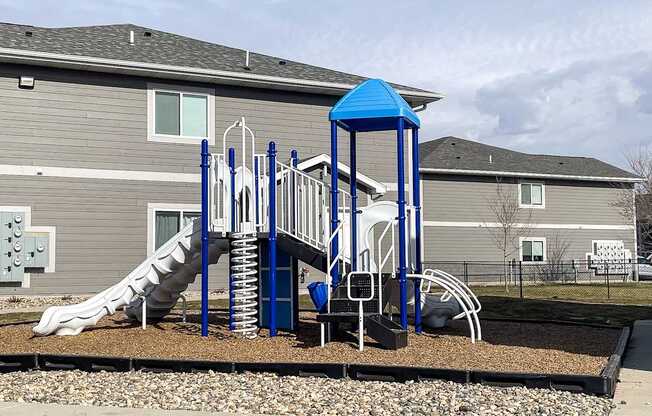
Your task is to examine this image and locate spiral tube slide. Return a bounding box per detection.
[33,219,228,336]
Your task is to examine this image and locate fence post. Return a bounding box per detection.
[519,261,523,299]
[606,263,611,300]
[463,261,468,285]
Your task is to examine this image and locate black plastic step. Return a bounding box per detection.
[316,312,379,323]
[365,314,408,350]
[329,299,380,314]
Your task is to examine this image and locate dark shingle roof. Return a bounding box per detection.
[0,23,437,99]
[420,137,639,181]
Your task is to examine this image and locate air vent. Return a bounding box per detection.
[243,50,251,70]
[451,142,456,146]
[279,60,287,66]
[24,31,33,37]
[144,31,152,37]
[456,156,461,159]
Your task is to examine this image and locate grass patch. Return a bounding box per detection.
[0,312,42,325]
[472,283,652,306]
[479,296,652,327]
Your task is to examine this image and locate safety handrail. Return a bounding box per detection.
[423,268,482,318]
[407,272,482,343]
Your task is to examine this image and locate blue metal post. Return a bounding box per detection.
[200,139,210,337]
[349,131,357,271]
[228,147,235,331]
[329,121,340,287]
[396,118,408,329]
[412,127,423,333]
[228,148,236,233]
[267,141,278,336]
[254,157,260,228]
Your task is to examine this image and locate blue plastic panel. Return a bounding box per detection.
[329,79,420,131]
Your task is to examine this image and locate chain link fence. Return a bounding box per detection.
[422,259,652,304]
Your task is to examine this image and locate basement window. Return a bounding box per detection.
[147,83,215,145]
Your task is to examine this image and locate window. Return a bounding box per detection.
[521,238,546,262]
[520,182,544,208]
[147,83,215,145]
[149,206,200,251]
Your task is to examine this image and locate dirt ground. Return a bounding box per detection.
[0,311,621,376]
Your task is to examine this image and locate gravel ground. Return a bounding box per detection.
[0,291,226,312]
[0,311,619,375]
[0,295,90,311]
[0,370,613,415]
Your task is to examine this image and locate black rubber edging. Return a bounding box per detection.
[0,325,630,397]
[599,326,631,397]
[482,317,624,330]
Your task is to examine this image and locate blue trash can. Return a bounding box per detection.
[307,282,328,313]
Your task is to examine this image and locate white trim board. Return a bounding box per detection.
[0,164,199,183]
[423,221,635,230]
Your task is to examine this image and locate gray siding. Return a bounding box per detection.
[0,64,400,294]
[0,175,230,295]
[421,174,636,263]
[0,64,399,182]
[421,174,632,225]
[424,226,635,263]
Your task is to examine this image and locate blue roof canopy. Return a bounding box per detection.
[329,79,420,132]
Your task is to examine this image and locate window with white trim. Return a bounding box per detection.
[520,182,544,208]
[147,83,215,145]
[153,210,200,250]
[520,238,546,262]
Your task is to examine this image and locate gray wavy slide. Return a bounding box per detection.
[33,220,228,336]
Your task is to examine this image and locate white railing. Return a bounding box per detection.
[211,153,227,231]
[253,153,267,232]
[374,220,396,316]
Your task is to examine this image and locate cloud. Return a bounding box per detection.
[470,53,652,162]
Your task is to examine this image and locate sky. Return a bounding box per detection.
[2,0,652,168]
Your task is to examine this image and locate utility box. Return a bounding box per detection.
[0,211,26,282]
[23,234,50,270]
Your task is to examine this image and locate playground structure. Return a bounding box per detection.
[32,79,482,350]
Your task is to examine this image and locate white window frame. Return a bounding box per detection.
[519,237,547,263]
[147,83,215,145]
[518,181,545,209]
[147,203,201,255]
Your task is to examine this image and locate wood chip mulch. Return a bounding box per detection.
[0,311,620,376]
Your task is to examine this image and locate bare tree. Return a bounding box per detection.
[537,232,571,282]
[611,146,650,255]
[483,179,533,292]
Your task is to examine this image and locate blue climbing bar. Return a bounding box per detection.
[267,141,278,336]
[397,118,408,330]
[200,139,210,337]
[228,147,236,330]
[412,127,423,333]
[329,121,340,288]
[349,131,358,270]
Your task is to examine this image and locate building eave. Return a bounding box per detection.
[0,47,444,105]
[419,167,643,183]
